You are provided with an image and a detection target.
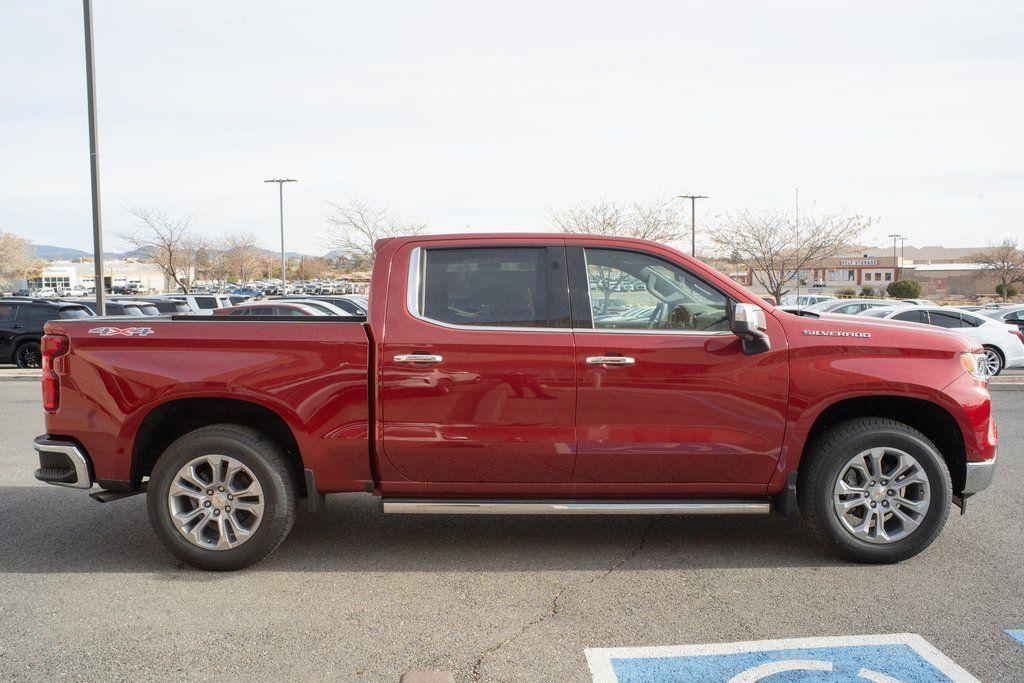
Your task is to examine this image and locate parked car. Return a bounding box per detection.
[161,294,234,315]
[268,295,368,315]
[263,299,352,316]
[122,297,192,315]
[33,288,59,299]
[33,233,997,570]
[62,286,88,297]
[861,305,1024,376]
[229,288,264,299]
[212,302,325,316]
[979,304,1024,330]
[78,300,155,317]
[898,299,936,306]
[786,298,901,316]
[0,298,93,368]
[781,294,836,307]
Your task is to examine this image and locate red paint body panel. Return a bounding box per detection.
[42,233,995,500]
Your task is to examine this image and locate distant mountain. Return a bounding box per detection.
[32,244,91,259]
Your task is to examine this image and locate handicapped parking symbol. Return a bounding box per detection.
[586,634,980,682]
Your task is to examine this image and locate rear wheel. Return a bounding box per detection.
[798,417,951,564]
[15,342,41,369]
[147,424,297,571]
[982,345,1004,377]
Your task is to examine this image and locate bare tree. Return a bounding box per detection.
[222,231,263,282]
[974,239,1024,301]
[0,231,42,289]
[324,197,426,268]
[709,208,871,303]
[548,195,687,243]
[549,196,692,313]
[120,206,200,292]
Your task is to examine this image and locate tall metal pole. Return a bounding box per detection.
[83,0,105,314]
[265,179,297,288]
[677,194,708,258]
[888,233,905,282]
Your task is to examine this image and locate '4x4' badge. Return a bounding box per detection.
[88,327,154,337]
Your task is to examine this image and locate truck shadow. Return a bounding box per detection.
[0,486,839,574]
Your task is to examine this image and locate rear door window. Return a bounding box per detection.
[417,247,569,328]
[194,297,217,310]
[928,311,963,329]
[58,307,92,319]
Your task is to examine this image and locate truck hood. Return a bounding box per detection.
[782,311,983,354]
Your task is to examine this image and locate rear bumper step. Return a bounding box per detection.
[33,436,93,490]
[381,499,771,515]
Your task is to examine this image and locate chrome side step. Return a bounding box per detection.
[382,499,771,516]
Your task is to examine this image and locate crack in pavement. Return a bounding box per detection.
[469,520,658,682]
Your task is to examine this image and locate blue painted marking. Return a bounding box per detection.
[610,643,956,682]
[1006,630,1024,646]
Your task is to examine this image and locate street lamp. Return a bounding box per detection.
[83,0,105,314]
[677,194,708,258]
[888,233,906,282]
[265,179,297,288]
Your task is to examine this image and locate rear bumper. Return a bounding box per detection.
[962,453,997,497]
[33,436,93,489]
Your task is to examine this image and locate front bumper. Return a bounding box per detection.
[962,453,997,497]
[33,436,93,489]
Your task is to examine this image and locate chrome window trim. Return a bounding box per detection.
[405,246,735,336]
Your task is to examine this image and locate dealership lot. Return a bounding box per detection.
[0,380,1021,681]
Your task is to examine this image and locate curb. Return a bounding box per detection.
[989,382,1024,392]
[0,374,41,382]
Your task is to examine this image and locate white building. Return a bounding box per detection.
[28,260,186,293]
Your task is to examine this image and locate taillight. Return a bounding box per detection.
[41,334,69,412]
[1012,329,1024,348]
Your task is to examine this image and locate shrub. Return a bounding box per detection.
[995,283,1019,299]
[860,285,875,297]
[837,288,857,297]
[887,279,922,299]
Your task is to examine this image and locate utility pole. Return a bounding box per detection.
[677,194,708,258]
[83,0,105,314]
[888,233,906,282]
[264,179,297,288]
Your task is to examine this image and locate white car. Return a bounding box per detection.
[781,294,836,307]
[33,288,59,298]
[161,293,234,315]
[62,286,88,297]
[862,305,1024,376]
[898,299,936,306]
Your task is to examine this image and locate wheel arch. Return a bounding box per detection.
[797,395,967,495]
[131,397,305,492]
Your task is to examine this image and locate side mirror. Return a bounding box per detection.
[731,302,771,355]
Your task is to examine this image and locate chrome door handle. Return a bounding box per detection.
[394,354,443,364]
[586,355,635,366]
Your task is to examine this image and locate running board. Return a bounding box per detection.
[381,499,771,515]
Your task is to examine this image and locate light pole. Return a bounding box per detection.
[83,0,105,314]
[888,233,906,282]
[677,194,708,258]
[265,179,297,288]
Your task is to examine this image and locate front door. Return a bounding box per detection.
[569,245,789,490]
[0,303,20,361]
[380,241,577,483]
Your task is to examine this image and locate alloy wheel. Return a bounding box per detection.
[832,447,930,544]
[167,454,265,550]
[983,349,1002,377]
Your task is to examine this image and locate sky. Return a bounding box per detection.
[2,1,1022,255]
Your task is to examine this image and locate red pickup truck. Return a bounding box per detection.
[34,233,997,570]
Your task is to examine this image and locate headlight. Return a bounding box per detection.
[960,352,990,381]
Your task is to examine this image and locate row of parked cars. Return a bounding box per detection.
[0,294,369,368]
[779,296,1024,376]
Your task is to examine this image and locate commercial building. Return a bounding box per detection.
[26,260,185,293]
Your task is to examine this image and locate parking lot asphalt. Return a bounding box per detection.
[0,381,1021,682]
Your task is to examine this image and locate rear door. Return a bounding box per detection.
[0,303,20,360]
[380,240,577,483]
[568,244,789,490]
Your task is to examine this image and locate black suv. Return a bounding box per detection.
[0,299,94,368]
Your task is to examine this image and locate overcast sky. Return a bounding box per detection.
[2,1,1022,254]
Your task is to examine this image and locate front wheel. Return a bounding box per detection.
[147,424,297,571]
[798,417,952,564]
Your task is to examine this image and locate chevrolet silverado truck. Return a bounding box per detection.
[33,234,998,570]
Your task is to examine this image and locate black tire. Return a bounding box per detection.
[983,345,1004,377]
[147,424,297,571]
[15,341,41,369]
[797,417,952,564]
